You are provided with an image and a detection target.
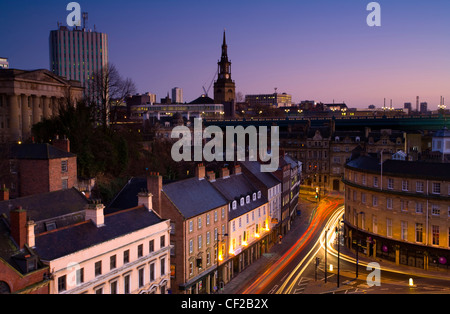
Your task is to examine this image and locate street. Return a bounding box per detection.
[224,194,450,295]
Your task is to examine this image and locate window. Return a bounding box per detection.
[240,198,244,206]
[58,275,67,293]
[416,181,424,193]
[246,195,250,204]
[232,201,237,210]
[189,239,193,254]
[222,208,225,219]
[161,257,166,276]
[402,180,409,191]
[415,202,424,214]
[361,193,366,204]
[416,223,423,243]
[372,215,378,234]
[401,221,408,241]
[110,255,117,270]
[206,213,210,226]
[138,267,145,288]
[432,204,440,216]
[198,235,202,250]
[373,177,378,188]
[160,235,165,248]
[123,250,130,264]
[432,183,441,195]
[388,178,394,190]
[110,280,118,294]
[198,217,202,229]
[76,268,84,286]
[189,220,193,233]
[257,191,261,199]
[138,244,143,258]
[61,160,68,172]
[232,221,236,232]
[386,198,393,209]
[149,240,154,253]
[214,210,218,222]
[372,196,378,206]
[62,179,68,190]
[124,275,130,294]
[252,193,256,201]
[386,219,392,237]
[95,261,102,277]
[432,225,440,246]
[149,262,155,281]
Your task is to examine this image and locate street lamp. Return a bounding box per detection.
[354,211,364,278]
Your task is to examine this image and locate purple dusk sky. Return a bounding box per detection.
[1,0,450,109]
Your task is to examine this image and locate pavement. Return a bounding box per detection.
[222,194,450,295]
[222,196,319,294]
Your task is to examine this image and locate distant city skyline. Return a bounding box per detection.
[1,0,450,109]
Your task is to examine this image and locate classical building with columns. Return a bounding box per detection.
[0,69,83,142]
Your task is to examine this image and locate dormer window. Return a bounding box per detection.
[246,195,250,204]
[252,193,256,201]
[232,201,237,210]
[335,136,340,142]
[257,191,261,199]
[356,136,360,143]
[240,198,244,206]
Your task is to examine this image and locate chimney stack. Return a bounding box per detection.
[138,191,153,211]
[234,164,242,175]
[85,202,105,227]
[207,171,216,182]
[220,167,230,179]
[10,207,27,249]
[0,185,9,201]
[147,172,162,216]
[196,164,206,180]
[53,136,70,152]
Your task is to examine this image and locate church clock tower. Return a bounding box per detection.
[214,30,236,106]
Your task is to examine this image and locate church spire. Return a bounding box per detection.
[221,29,228,61]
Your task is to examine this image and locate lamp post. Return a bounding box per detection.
[325,229,328,283]
[216,233,228,293]
[354,211,364,278]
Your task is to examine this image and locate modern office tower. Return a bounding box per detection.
[172,87,183,104]
[420,102,428,114]
[49,25,108,89]
[0,57,9,69]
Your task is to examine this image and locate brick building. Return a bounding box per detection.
[2,138,77,198]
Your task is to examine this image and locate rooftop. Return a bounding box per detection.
[34,206,164,261]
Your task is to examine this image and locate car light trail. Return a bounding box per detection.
[241,197,344,294]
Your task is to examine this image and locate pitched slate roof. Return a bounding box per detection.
[7,143,76,160]
[240,161,280,188]
[211,173,267,221]
[34,206,164,261]
[106,177,147,213]
[346,155,450,181]
[163,177,228,219]
[0,188,88,223]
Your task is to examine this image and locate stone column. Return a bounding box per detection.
[8,94,20,141]
[32,95,41,125]
[21,95,31,139]
[42,96,50,119]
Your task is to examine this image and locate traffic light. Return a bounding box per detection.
[315,193,319,199]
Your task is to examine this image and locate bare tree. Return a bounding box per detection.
[86,63,136,127]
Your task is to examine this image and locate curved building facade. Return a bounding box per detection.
[343,155,450,270]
